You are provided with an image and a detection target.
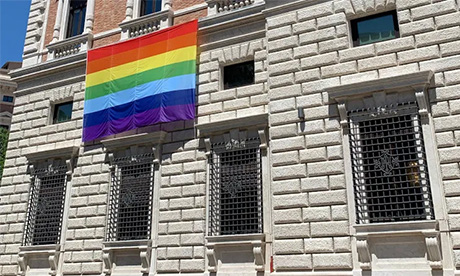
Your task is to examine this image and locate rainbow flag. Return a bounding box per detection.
[83,20,197,142]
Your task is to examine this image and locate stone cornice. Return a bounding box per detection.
[199,1,265,33]
[328,70,434,100]
[101,131,168,150]
[25,146,80,162]
[196,113,268,137]
[263,0,329,16]
[10,52,86,84]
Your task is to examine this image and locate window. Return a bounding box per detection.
[107,153,154,241]
[348,102,434,224]
[140,0,162,16]
[223,60,254,90]
[351,10,399,47]
[53,102,73,124]
[208,136,263,236]
[24,165,68,245]
[2,95,13,103]
[66,0,87,38]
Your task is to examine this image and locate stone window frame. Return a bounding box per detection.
[328,70,453,271]
[100,131,166,275]
[221,59,256,91]
[349,9,400,47]
[19,146,79,276]
[124,0,170,20]
[197,114,271,273]
[51,0,95,43]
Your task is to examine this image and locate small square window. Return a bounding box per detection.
[2,96,13,103]
[223,61,255,90]
[351,10,399,47]
[53,102,73,124]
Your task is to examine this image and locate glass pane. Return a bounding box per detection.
[66,0,87,38]
[141,0,161,16]
[54,102,73,123]
[223,61,255,90]
[354,12,397,46]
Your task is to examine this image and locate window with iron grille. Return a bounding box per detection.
[24,165,68,246]
[348,101,434,224]
[209,137,263,236]
[107,153,154,241]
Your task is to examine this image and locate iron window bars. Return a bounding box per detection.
[209,137,263,236]
[348,101,434,224]
[107,153,154,241]
[24,165,68,246]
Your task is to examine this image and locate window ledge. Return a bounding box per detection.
[119,9,173,39]
[206,233,265,245]
[206,234,265,272]
[102,240,152,275]
[18,244,61,276]
[24,145,79,162]
[101,131,167,150]
[47,33,93,61]
[328,70,433,100]
[354,220,442,270]
[354,220,438,236]
[197,113,268,137]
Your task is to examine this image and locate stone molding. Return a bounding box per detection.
[197,113,268,137]
[100,131,167,150]
[119,9,173,39]
[18,244,61,276]
[328,70,434,100]
[205,234,265,272]
[24,145,79,162]
[354,221,442,270]
[102,240,152,275]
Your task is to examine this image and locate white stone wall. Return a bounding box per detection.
[1,0,460,275]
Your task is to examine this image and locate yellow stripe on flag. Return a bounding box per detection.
[85,45,197,88]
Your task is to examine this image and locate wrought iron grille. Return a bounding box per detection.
[24,166,68,246]
[348,102,434,224]
[107,153,154,241]
[209,137,263,236]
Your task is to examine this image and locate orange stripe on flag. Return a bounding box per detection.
[87,20,198,63]
[87,32,197,75]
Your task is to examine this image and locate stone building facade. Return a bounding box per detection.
[1,0,460,275]
[0,62,20,129]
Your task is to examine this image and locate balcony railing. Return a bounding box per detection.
[119,9,173,40]
[206,0,256,15]
[46,33,92,60]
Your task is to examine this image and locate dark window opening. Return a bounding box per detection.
[53,102,73,124]
[209,137,263,236]
[107,154,154,241]
[24,166,67,246]
[351,10,399,47]
[140,0,162,16]
[223,61,255,90]
[349,102,434,224]
[66,0,87,38]
[2,96,13,103]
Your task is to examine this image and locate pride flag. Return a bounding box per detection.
[82,20,197,142]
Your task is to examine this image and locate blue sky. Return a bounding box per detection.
[0,0,31,66]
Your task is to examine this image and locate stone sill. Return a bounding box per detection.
[206,233,265,246]
[100,131,167,149]
[24,145,79,162]
[119,9,172,30]
[19,244,61,253]
[354,220,438,236]
[197,113,268,137]
[103,239,152,250]
[46,33,92,52]
[328,70,434,100]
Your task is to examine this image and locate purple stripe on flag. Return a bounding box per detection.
[82,104,195,142]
